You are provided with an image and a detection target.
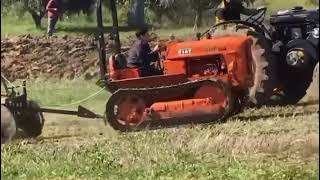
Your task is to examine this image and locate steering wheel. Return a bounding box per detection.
[245,7,267,26]
[200,7,271,40]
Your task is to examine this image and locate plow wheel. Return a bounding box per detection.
[105,80,235,132]
[209,23,277,106]
[17,101,45,137]
[1,105,17,144]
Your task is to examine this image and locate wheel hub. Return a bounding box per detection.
[115,96,147,126]
[286,49,305,67]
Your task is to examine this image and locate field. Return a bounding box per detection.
[1,1,319,179]
[1,79,319,179]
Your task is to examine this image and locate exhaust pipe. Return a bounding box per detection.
[96,0,107,83]
[96,0,121,88]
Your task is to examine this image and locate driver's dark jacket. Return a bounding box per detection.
[127,39,159,68]
[222,0,258,21]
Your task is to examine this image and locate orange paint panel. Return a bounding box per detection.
[166,36,251,60]
[163,60,186,74]
[162,36,254,89]
[149,98,223,119]
[222,41,253,88]
[111,69,141,80]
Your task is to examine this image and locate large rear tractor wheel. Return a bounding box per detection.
[209,24,277,106]
[17,101,45,137]
[285,62,319,104]
[302,62,319,103]
[1,105,17,144]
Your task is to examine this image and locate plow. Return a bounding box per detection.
[1,0,319,142]
[1,75,102,142]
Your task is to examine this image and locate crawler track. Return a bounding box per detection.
[105,79,235,132]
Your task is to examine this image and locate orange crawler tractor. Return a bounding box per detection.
[96,0,276,131]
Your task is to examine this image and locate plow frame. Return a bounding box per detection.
[1,76,102,120]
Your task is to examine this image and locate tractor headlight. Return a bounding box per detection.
[286,48,305,67]
[312,28,319,39]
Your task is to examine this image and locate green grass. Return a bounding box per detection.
[1,12,104,37]
[24,78,110,114]
[1,143,318,180]
[265,0,316,13]
[1,7,207,39]
[1,12,205,43]
[1,79,319,179]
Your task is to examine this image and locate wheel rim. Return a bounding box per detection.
[114,95,147,127]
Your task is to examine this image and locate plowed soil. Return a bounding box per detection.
[1,35,167,81]
[1,35,123,81]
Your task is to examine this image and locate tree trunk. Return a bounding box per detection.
[128,0,146,28]
[193,9,203,31]
[154,10,162,25]
[27,9,45,29]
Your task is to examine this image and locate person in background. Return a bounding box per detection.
[215,0,261,23]
[127,28,164,77]
[46,0,62,36]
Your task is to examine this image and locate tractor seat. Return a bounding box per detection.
[108,53,141,80]
[113,53,127,69]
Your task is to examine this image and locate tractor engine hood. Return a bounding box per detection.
[165,36,253,60]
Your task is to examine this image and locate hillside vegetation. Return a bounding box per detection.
[1,0,318,36]
[1,0,319,179]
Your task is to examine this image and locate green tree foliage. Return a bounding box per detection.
[148,0,257,29]
[1,0,97,29]
[2,0,317,30]
[146,0,184,25]
[189,0,219,29]
[128,0,146,27]
[307,0,319,5]
[1,0,46,28]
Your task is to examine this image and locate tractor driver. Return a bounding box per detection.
[127,28,164,77]
[215,0,261,22]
